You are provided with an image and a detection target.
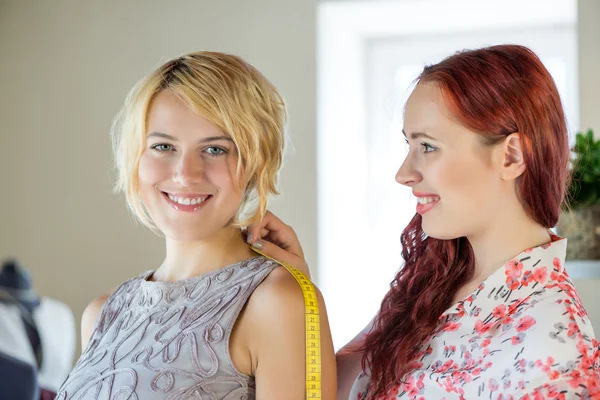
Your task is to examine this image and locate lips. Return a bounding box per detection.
[162,192,212,212]
[413,192,440,215]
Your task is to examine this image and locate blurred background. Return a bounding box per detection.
[0,0,598,379]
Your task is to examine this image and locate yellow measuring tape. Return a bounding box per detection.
[251,247,322,399]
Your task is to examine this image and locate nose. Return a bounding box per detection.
[395,152,422,187]
[173,152,204,187]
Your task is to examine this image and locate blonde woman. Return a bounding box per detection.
[56,52,336,400]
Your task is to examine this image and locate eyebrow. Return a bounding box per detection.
[147,132,233,143]
[401,130,437,141]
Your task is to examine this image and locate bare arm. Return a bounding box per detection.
[80,292,111,351]
[247,267,336,400]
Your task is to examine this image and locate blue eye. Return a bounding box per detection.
[421,142,437,153]
[205,147,226,156]
[150,143,174,152]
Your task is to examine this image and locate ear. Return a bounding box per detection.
[498,133,526,180]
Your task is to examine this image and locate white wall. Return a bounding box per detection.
[0,0,318,355]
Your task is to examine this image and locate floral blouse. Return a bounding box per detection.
[350,237,600,399]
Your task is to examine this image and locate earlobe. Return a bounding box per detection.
[501,133,526,180]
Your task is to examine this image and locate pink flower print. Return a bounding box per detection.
[532,266,548,283]
[576,339,589,357]
[506,276,520,290]
[550,270,567,283]
[547,369,560,380]
[443,344,457,357]
[415,372,425,390]
[475,320,491,334]
[567,370,583,389]
[489,378,500,393]
[515,315,536,332]
[541,242,552,249]
[439,360,455,373]
[493,304,507,319]
[586,376,600,396]
[545,387,563,400]
[507,301,522,315]
[407,385,420,397]
[517,380,527,390]
[511,333,526,345]
[567,322,579,337]
[553,257,563,272]
[527,388,545,400]
[442,376,455,393]
[578,350,595,370]
[402,375,423,397]
[441,321,462,332]
[521,270,533,286]
[505,259,524,278]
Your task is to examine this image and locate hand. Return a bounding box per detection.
[245,211,311,278]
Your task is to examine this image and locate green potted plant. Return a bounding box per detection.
[558,129,600,260]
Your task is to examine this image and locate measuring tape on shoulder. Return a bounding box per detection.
[251,246,322,399]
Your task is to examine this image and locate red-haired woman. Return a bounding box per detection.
[246,45,600,399]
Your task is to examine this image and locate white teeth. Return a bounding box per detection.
[167,194,208,206]
[417,197,439,204]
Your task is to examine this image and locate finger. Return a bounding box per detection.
[262,229,303,258]
[247,211,292,245]
[246,210,279,243]
[250,239,311,278]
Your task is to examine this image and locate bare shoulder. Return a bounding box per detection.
[250,263,331,315]
[253,265,305,301]
[248,264,328,317]
[244,264,337,398]
[81,291,113,350]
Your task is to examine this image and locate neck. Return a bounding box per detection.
[153,226,256,282]
[466,204,551,284]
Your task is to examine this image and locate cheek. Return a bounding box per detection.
[138,153,171,186]
[430,155,494,201]
[209,167,243,198]
[209,157,243,194]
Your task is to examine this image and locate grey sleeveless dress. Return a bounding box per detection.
[56,256,278,400]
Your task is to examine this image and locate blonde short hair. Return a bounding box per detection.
[110,51,287,229]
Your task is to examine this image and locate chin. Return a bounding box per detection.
[421,219,461,241]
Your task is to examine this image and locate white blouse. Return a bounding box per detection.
[350,237,600,399]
